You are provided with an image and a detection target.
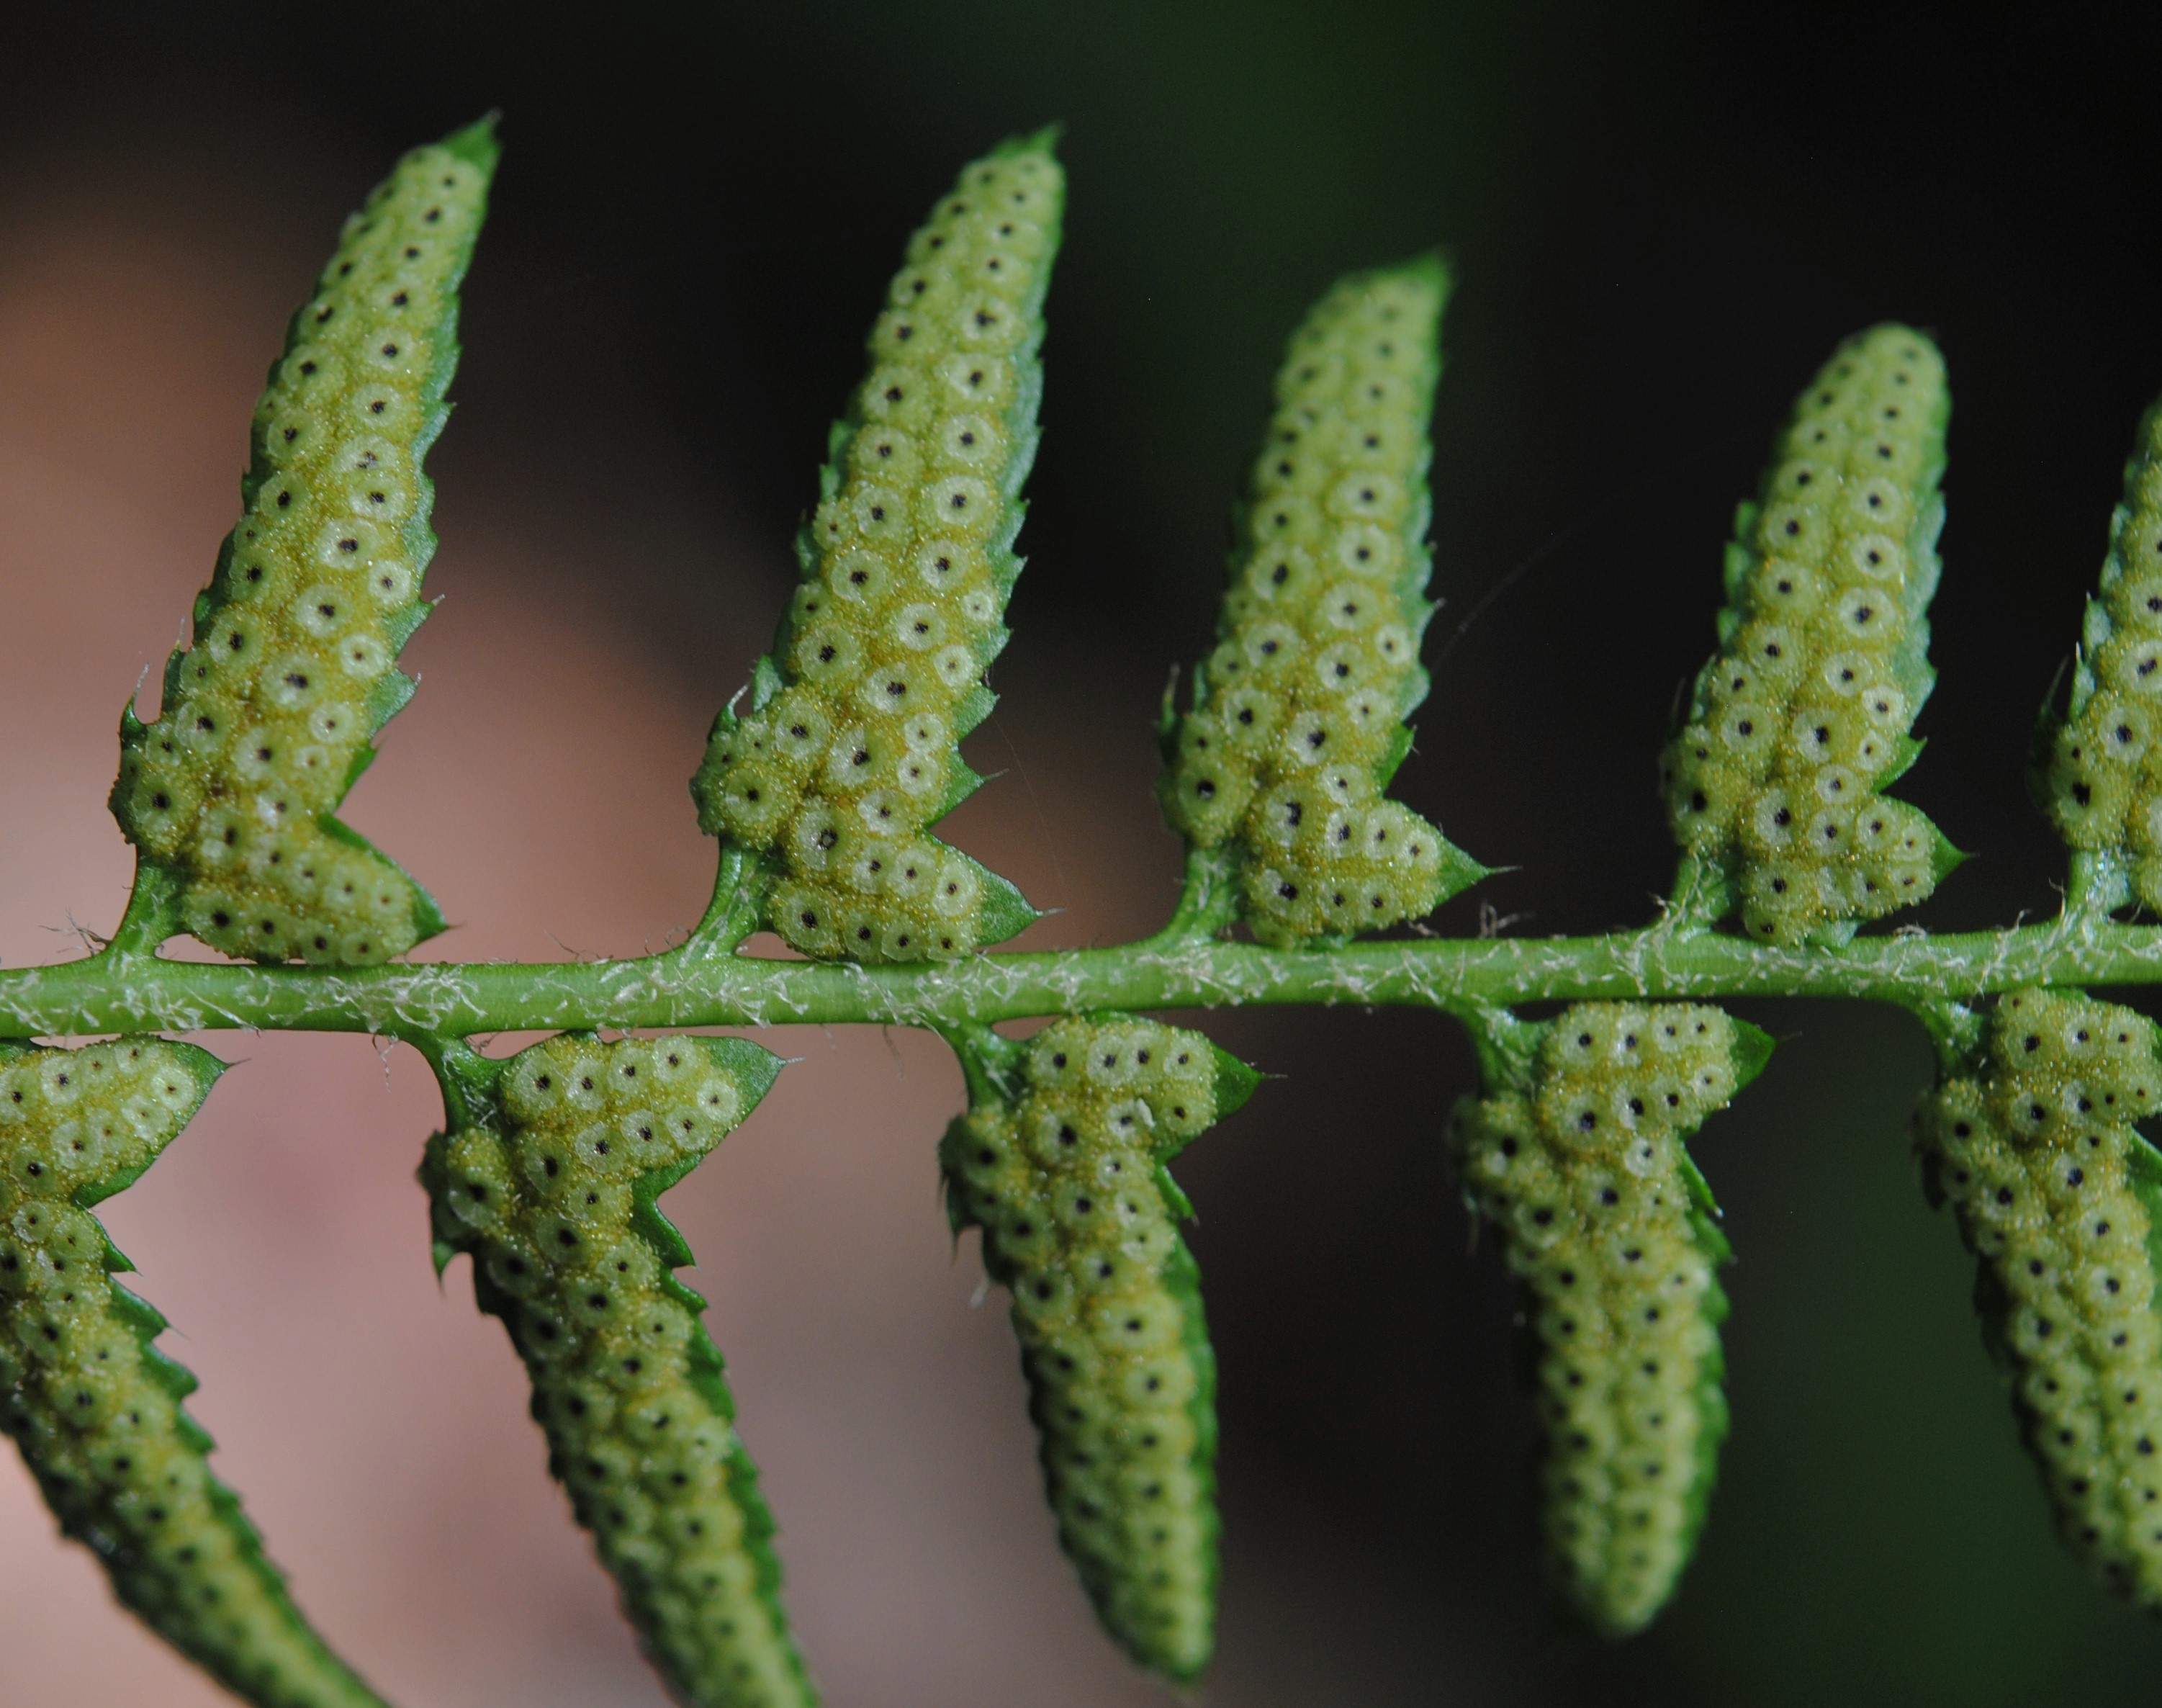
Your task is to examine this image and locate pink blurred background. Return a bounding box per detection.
[0,141,1436,1707]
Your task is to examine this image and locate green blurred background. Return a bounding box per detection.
[7,1,2162,1702]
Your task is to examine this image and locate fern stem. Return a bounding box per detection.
[3,875,2160,1041]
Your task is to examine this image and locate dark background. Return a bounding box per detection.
[6,3,2162,1703]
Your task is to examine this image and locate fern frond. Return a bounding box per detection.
[1662,325,1958,940]
[941,1016,1257,1680]
[0,1038,390,1708]
[110,117,497,966]
[2039,396,2162,910]
[1160,256,1485,942]
[1917,988,2162,1604]
[420,1033,812,1708]
[693,131,1063,963]
[1451,1002,1769,1634]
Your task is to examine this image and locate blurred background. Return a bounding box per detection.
[4,2,2162,1703]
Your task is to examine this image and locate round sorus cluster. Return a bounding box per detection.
[1916,988,2162,1606]
[940,1016,1253,1681]
[2044,400,2162,908]
[1662,325,1952,945]
[1158,258,1480,943]
[0,1038,389,1708]
[1450,1003,1760,1635]
[422,1033,811,1708]
[693,135,1062,964]
[109,123,495,966]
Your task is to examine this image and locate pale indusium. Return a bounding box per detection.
[22,114,2162,1708]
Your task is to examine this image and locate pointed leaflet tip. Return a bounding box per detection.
[439,112,503,171]
[153,1038,230,1099]
[975,867,1040,950]
[1877,734,1926,790]
[1373,246,1451,306]
[2127,1129,2162,1197]
[2126,1128,2162,1287]
[997,122,1064,159]
[1675,1150,1731,1261]
[629,1159,701,1271]
[1434,840,1495,908]
[1929,824,1970,885]
[1729,1019,1777,1092]
[1210,1046,1263,1118]
[315,816,449,949]
[2026,655,2075,817]
[101,1228,140,1276]
[408,879,451,943]
[73,1040,225,1210]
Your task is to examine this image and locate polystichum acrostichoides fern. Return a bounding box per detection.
[13,112,2162,1704]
